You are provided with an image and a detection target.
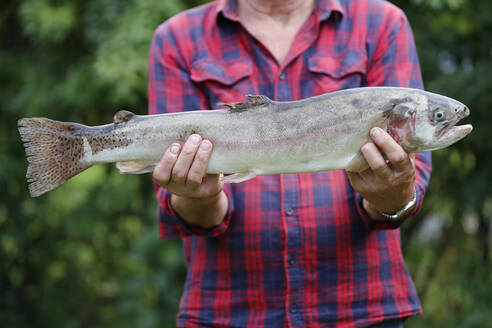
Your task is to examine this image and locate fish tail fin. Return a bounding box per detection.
[18,117,92,197]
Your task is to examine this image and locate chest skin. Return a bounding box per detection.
[237,0,315,64]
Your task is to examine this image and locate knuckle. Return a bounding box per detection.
[405,171,416,184]
[373,163,387,173]
[361,143,374,154]
[171,169,186,182]
[195,151,210,163]
[397,167,415,182]
[186,175,202,189]
[376,136,395,150]
[163,152,177,162]
[162,154,177,167]
[152,170,161,181]
[391,152,407,164]
[152,171,169,186]
[354,184,367,194]
[181,147,196,157]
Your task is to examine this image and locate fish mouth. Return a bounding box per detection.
[440,124,473,145]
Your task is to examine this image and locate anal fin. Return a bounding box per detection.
[221,171,257,183]
[116,161,155,174]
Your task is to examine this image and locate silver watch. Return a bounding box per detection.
[378,188,417,220]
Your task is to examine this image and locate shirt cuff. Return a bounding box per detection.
[159,187,234,238]
[355,187,423,230]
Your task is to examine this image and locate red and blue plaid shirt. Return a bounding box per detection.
[148,0,432,327]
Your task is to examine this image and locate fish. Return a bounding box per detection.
[18,87,472,197]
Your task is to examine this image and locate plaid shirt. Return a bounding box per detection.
[148,0,432,327]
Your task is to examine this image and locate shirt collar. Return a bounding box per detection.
[317,0,344,21]
[215,0,344,23]
[216,0,240,22]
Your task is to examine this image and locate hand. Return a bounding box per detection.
[153,134,226,228]
[153,134,223,199]
[347,127,416,219]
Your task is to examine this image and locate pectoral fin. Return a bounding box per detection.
[345,152,369,172]
[116,161,155,174]
[221,171,257,183]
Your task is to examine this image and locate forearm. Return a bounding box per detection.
[171,190,228,228]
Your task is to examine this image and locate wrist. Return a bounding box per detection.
[176,189,224,206]
[362,187,417,221]
[171,190,227,228]
[378,187,417,220]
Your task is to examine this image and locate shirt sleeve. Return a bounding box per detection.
[357,7,432,230]
[148,21,234,238]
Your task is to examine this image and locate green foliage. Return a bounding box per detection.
[1,0,490,327]
[398,0,492,326]
[0,0,204,326]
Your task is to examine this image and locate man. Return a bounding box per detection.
[148,0,432,327]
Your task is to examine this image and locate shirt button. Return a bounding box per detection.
[279,73,286,80]
[290,307,297,314]
[285,208,294,216]
[288,258,295,265]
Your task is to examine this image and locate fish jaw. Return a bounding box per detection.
[404,117,473,153]
[430,123,473,151]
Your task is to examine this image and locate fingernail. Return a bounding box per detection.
[371,127,381,138]
[189,134,201,145]
[200,140,211,151]
[170,144,180,154]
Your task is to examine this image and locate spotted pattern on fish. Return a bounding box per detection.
[86,135,132,155]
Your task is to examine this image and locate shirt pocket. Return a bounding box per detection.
[190,58,254,108]
[306,49,367,95]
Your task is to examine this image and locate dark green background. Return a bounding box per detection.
[1,0,491,327]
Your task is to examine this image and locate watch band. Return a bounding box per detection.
[378,188,417,220]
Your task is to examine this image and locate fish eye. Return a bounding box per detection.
[434,110,445,121]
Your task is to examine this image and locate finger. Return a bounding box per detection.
[186,140,213,189]
[360,142,392,180]
[153,143,181,186]
[172,134,202,184]
[346,171,363,190]
[370,127,411,172]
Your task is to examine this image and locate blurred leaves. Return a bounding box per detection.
[19,0,76,44]
[1,0,491,327]
[0,0,204,327]
[398,0,492,326]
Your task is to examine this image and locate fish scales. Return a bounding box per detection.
[18,87,472,197]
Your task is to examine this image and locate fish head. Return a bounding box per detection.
[387,91,472,152]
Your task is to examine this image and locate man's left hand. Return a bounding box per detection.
[347,127,416,219]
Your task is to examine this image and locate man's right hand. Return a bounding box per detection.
[152,134,227,228]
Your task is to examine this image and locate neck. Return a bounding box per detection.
[240,0,315,21]
[237,0,316,64]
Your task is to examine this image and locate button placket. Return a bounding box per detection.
[286,207,294,216]
[281,174,305,327]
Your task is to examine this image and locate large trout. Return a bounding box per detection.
[18,87,472,197]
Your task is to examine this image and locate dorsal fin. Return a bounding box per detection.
[246,94,272,106]
[217,101,254,112]
[113,110,136,124]
[217,94,273,112]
